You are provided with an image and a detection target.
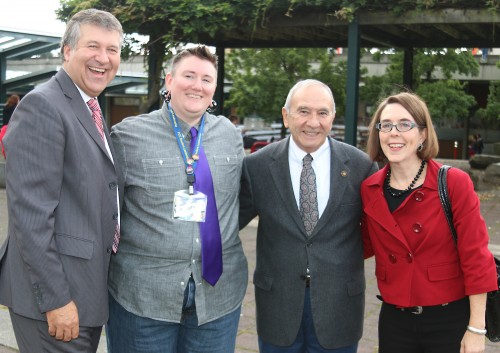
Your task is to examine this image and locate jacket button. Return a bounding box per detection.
[306,241,312,247]
[388,254,397,263]
[412,222,423,233]
[107,247,112,254]
[414,191,425,202]
[109,182,117,190]
[112,213,118,220]
[406,252,414,263]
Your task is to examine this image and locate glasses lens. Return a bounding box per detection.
[397,122,414,132]
[381,123,393,132]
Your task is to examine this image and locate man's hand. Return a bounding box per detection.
[46,300,79,342]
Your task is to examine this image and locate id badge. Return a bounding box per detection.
[173,190,207,222]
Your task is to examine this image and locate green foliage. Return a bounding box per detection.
[477,81,500,121]
[56,0,497,114]
[360,48,480,121]
[416,80,476,123]
[225,48,346,122]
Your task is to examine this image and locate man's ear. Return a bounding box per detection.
[282,107,289,128]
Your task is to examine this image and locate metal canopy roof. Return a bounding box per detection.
[195,7,499,146]
[199,9,500,49]
[0,30,60,60]
[0,29,147,103]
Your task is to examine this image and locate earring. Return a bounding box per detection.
[161,90,171,103]
[207,99,217,113]
[417,143,423,152]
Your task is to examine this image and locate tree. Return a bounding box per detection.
[57,0,260,112]
[360,48,480,124]
[476,81,500,124]
[416,80,476,126]
[56,0,498,113]
[225,48,347,123]
[362,48,479,88]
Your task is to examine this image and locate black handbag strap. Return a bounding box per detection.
[438,165,458,245]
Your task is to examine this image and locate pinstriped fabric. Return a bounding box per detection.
[86,98,120,252]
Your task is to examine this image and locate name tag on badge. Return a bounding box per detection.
[173,190,207,222]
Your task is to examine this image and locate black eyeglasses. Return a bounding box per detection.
[375,121,425,133]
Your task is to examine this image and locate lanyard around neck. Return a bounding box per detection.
[167,104,206,193]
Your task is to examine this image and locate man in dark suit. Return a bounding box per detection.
[0,9,123,353]
[240,79,378,353]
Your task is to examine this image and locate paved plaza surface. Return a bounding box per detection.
[0,172,499,352]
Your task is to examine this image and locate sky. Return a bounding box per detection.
[0,0,65,35]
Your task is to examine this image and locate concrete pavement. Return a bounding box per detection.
[0,180,499,352]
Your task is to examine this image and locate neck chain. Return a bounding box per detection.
[385,159,426,198]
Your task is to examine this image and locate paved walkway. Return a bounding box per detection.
[0,181,499,352]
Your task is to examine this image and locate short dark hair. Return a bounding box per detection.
[171,45,218,75]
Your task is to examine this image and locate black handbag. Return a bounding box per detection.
[438,165,500,342]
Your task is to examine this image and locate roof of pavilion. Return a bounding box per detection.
[196,8,500,49]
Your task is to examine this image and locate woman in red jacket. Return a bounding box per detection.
[361,92,498,353]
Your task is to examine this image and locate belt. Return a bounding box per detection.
[398,306,425,314]
[392,303,449,315]
[378,295,459,315]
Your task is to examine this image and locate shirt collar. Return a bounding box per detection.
[289,136,329,164]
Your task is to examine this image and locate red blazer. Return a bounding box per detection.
[361,159,498,307]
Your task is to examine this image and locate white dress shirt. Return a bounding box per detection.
[288,136,331,218]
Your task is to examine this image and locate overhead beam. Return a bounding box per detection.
[3,42,60,59]
[2,69,57,89]
[267,9,499,28]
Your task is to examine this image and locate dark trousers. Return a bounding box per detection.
[378,297,469,353]
[259,288,358,353]
[10,309,102,353]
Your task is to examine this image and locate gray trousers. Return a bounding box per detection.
[9,309,102,353]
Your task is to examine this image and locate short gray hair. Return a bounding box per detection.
[60,9,123,59]
[283,79,336,113]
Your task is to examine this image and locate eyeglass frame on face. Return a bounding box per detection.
[375,120,426,133]
[291,107,334,119]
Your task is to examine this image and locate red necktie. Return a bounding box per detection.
[86,98,105,141]
[87,98,120,253]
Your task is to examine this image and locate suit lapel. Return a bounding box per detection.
[311,138,348,237]
[268,138,306,233]
[55,70,110,159]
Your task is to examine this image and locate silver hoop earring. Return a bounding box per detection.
[417,143,423,152]
[161,90,171,103]
[207,99,217,113]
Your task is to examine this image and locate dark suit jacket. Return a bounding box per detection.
[240,136,378,349]
[0,69,124,327]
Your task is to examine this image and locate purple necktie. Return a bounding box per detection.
[190,127,223,286]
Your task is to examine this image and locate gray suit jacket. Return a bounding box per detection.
[0,69,124,327]
[240,136,378,349]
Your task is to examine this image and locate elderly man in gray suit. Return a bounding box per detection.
[0,9,123,353]
[240,79,378,353]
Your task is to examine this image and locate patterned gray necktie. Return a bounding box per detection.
[300,154,319,236]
